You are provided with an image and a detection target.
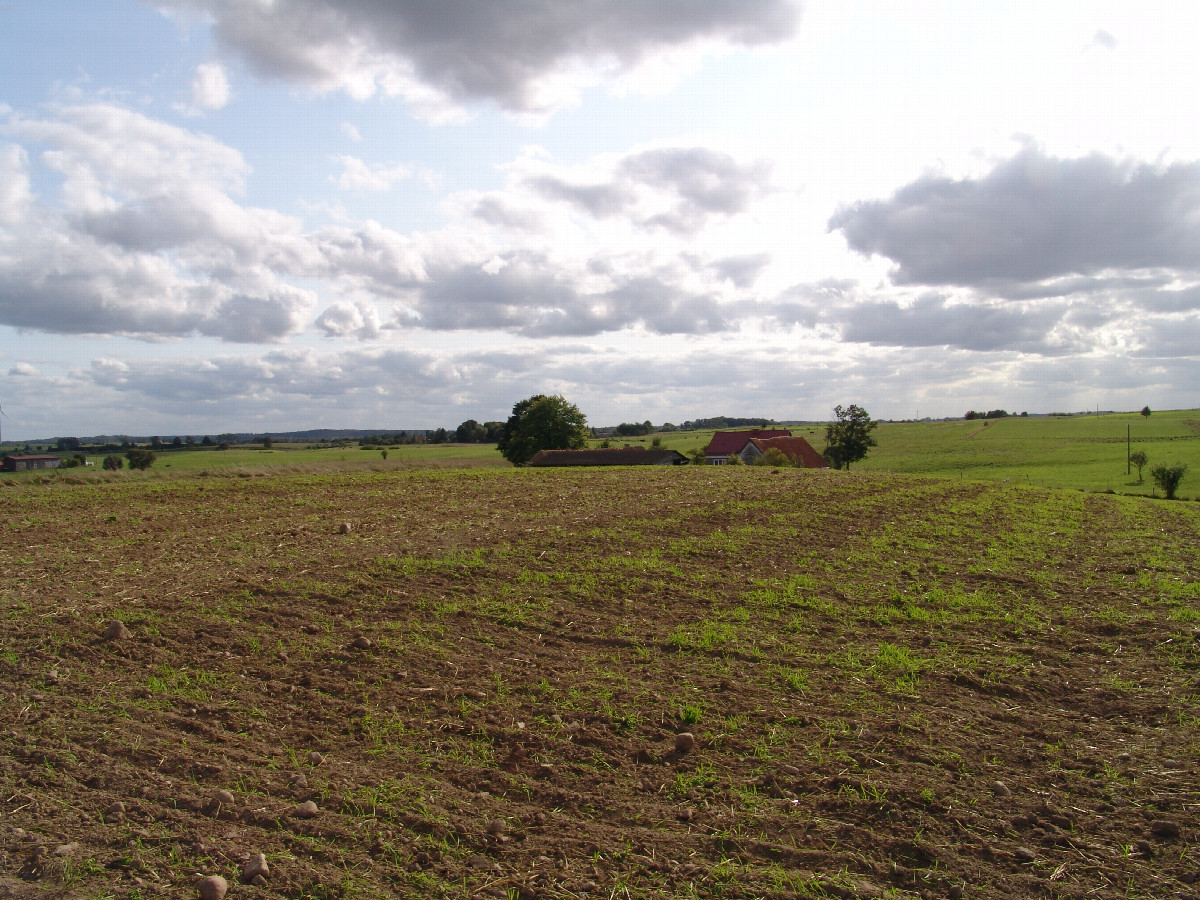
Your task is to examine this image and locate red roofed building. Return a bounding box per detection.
[528,447,689,467]
[740,436,829,468]
[1,455,63,472]
[703,429,792,465]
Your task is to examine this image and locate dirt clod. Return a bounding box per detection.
[339,522,352,534]
[351,635,372,650]
[674,732,695,753]
[991,780,1011,796]
[1150,819,1181,839]
[103,620,131,641]
[105,800,126,821]
[307,751,324,766]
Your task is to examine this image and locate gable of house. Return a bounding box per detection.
[742,436,829,468]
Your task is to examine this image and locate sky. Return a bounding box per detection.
[1,1,1199,440]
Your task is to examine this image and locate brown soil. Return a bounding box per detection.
[2,466,1199,899]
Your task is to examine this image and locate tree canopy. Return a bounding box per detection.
[824,404,877,470]
[498,395,589,466]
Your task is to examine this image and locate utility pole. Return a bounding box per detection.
[1127,423,1131,475]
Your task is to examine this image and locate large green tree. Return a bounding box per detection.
[498,394,589,466]
[824,403,877,470]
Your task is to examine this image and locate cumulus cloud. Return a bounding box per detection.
[190,62,231,110]
[409,253,726,338]
[0,104,314,341]
[8,362,38,376]
[709,253,771,288]
[315,300,382,339]
[154,0,799,118]
[828,147,1200,289]
[333,155,413,191]
[0,144,32,226]
[525,147,773,233]
[86,346,492,410]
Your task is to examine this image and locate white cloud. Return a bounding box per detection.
[0,144,32,226]
[333,155,412,192]
[189,62,231,111]
[8,362,38,376]
[340,122,362,142]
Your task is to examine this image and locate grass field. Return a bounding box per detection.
[2,464,1199,898]
[5,409,1197,499]
[591,410,1200,498]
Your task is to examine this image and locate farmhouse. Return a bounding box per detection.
[528,448,689,467]
[1,455,63,472]
[703,429,792,465]
[739,435,829,468]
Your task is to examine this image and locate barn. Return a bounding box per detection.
[1,455,63,472]
[527,448,689,467]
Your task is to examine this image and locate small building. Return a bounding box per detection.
[739,436,829,468]
[1,455,63,472]
[528,448,689,467]
[703,429,793,465]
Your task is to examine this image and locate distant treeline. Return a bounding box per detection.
[679,416,777,430]
[964,410,1028,420]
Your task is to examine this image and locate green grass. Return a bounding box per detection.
[856,409,1200,496]
[585,408,1200,498]
[5,408,1198,497]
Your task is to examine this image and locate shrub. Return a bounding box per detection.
[753,447,793,467]
[1151,464,1187,500]
[103,455,124,471]
[126,448,157,470]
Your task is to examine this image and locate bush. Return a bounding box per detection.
[103,455,124,471]
[753,447,793,467]
[1151,464,1187,500]
[126,448,157,470]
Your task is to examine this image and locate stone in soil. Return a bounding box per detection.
[293,800,320,819]
[674,732,695,753]
[241,852,269,884]
[198,874,228,900]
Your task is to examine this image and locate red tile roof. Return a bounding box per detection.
[749,436,829,468]
[527,448,688,467]
[704,429,792,458]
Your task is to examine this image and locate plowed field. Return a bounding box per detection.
[2,466,1199,899]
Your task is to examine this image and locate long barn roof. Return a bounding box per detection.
[527,448,687,467]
